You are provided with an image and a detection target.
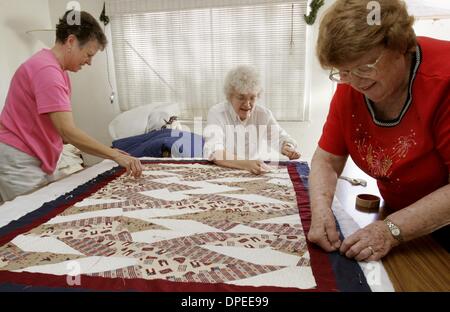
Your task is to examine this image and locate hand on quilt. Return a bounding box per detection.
[245,160,272,175]
[307,208,342,252]
[339,220,399,262]
[112,149,143,178]
[281,142,301,160]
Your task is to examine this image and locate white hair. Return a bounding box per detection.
[223,65,262,101]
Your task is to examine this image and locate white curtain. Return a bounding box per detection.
[108,0,308,121]
[106,0,303,15]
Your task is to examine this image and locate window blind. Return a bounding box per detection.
[109,1,308,121]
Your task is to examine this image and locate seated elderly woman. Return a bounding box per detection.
[308,0,450,261]
[204,65,300,174]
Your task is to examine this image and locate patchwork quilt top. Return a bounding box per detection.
[0,160,369,291]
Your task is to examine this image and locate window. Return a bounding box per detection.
[108,0,308,121]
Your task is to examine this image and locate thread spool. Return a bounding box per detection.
[355,194,380,212]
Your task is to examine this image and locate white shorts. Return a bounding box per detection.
[0,142,51,203]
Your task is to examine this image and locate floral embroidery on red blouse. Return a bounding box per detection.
[355,128,417,179]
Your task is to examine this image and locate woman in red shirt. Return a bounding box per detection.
[308,0,449,261]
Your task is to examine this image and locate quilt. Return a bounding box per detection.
[0,160,370,291]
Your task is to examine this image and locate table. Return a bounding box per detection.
[336,159,450,292]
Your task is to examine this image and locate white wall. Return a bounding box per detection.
[414,18,450,40]
[280,0,336,162]
[0,0,52,111]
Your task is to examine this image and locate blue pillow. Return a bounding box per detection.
[112,129,204,158]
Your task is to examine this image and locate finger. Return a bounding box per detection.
[125,164,131,176]
[308,220,337,252]
[316,239,336,252]
[355,246,373,262]
[319,236,338,252]
[366,252,381,262]
[324,221,341,249]
[291,152,301,160]
[307,230,335,252]
[130,159,138,178]
[260,163,272,172]
[340,232,361,254]
[136,163,143,177]
[344,239,365,259]
[284,149,293,157]
[135,160,143,177]
[130,161,139,178]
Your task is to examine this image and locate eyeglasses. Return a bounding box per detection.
[329,51,385,83]
[232,93,257,104]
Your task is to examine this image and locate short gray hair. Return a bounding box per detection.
[224,65,262,101]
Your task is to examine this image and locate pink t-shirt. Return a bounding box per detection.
[0,49,72,174]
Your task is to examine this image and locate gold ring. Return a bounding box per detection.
[368,246,374,255]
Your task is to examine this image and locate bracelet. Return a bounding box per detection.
[384,218,403,242]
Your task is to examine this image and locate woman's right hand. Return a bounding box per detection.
[245,160,272,175]
[112,149,143,178]
[307,207,342,252]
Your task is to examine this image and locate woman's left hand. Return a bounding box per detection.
[339,220,400,261]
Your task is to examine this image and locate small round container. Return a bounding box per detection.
[355,194,380,211]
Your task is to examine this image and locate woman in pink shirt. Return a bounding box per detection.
[0,10,142,203]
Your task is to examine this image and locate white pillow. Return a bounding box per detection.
[145,106,182,133]
[108,103,180,140]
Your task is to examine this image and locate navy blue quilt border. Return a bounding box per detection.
[292,162,371,292]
